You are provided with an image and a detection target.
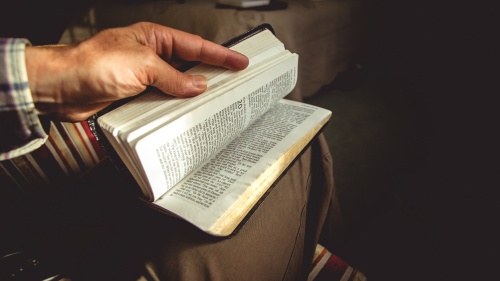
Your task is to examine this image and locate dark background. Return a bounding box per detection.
[331,1,496,280]
[1,1,496,280]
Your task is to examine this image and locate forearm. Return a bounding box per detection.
[1,22,249,159]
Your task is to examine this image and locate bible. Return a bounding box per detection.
[88,24,332,236]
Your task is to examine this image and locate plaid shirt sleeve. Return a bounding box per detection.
[0,38,48,160]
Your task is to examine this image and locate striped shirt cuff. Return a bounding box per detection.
[0,38,48,160]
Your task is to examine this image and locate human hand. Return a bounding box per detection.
[25,22,249,121]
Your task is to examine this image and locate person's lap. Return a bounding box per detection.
[139,134,337,281]
[1,134,340,281]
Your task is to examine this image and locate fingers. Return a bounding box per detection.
[146,23,249,70]
[149,57,208,98]
[124,22,249,98]
[151,26,249,97]
[190,40,250,71]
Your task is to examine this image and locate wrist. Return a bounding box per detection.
[25,45,73,107]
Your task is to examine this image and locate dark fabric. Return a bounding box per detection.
[0,134,342,280]
[138,134,337,281]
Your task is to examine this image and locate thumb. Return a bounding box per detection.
[151,62,207,98]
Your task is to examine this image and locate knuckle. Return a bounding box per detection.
[171,71,189,95]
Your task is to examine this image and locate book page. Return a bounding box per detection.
[153,100,332,235]
[133,54,298,201]
[97,30,291,199]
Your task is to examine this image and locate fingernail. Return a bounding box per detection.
[192,75,207,90]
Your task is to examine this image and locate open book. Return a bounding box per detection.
[88,24,332,236]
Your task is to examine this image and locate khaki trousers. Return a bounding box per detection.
[1,134,343,281]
